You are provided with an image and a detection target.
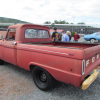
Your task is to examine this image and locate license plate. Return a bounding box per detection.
[95,40,98,42]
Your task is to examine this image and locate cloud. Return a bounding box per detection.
[0,0,100,25]
[23,7,34,11]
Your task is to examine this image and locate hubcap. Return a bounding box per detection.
[39,72,47,82]
[90,39,94,43]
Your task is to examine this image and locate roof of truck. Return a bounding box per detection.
[8,24,49,29]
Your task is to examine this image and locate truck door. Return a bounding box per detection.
[2,29,17,65]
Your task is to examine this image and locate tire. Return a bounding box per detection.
[90,39,95,43]
[32,66,55,91]
[0,59,4,65]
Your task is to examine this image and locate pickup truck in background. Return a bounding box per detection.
[0,24,100,91]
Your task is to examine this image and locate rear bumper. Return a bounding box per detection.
[82,66,100,90]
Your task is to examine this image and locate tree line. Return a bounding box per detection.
[0,17,29,24]
[44,20,85,25]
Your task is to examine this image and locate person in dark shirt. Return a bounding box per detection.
[58,32,62,41]
[74,32,80,42]
[52,27,59,41]
[68,35,71,41]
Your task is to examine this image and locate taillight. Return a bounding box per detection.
[82,60,85,75]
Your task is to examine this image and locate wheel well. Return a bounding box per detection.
[89,38,96,41]
[30,65,36,72]
[30,65,56,80]
[30,65,55,80]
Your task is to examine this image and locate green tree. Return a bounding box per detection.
[44,21,51,24]
[59,20,66,24]
[44,20,71,25]
[71,31,75,37]
[77,22,85,24]
[63,20,66,24]
[51,23,55,27]
[54,20,60,24]
[66,22,69,24]
[54,20,69,24]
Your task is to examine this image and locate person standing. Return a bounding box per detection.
[58,32,62,41]
[74,32,80,42]
[61,31,70,42]
[68,31,72,41]
[52,27,59,41]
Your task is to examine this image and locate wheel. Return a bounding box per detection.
[90,39,95,43]
[0,59,4,65]
[32,66,55,91]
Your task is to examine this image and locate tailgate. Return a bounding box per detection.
[84,45,100,77]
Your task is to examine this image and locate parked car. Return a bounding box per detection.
[84,32,100,43]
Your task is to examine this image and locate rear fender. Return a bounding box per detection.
[29,62,55,78]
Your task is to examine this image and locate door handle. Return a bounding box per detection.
[12,42,17,45]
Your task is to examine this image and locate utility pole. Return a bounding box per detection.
[20,18,21,23]
[72,17,75,32]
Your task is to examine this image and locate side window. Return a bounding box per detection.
[6,29,16,41]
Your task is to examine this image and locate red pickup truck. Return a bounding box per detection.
[0,24,100,91]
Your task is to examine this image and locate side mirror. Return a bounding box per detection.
[0,35,4,40]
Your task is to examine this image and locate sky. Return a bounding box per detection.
[0,0,100,26]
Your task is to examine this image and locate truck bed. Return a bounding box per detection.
[18,41,100,87]
[23,41,99,49]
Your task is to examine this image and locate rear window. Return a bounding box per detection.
[25,29,49,39]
